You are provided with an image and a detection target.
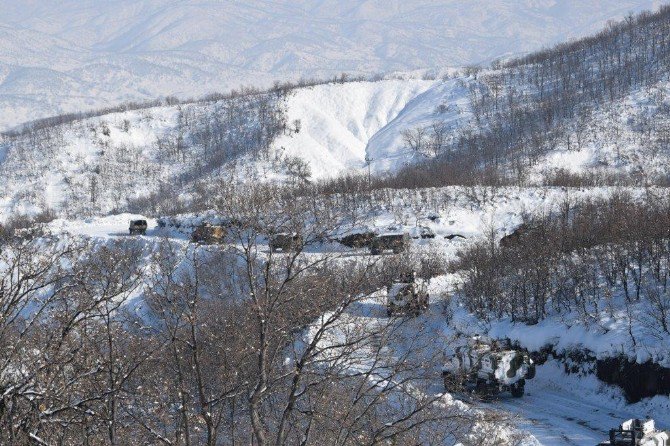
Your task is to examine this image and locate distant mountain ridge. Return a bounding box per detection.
[0,0,659,129]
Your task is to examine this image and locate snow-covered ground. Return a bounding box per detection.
[494,360,670,445]
[4,61,670,220]
[273,78,435,178]
[295,279,670,446]
[530,80,670,182]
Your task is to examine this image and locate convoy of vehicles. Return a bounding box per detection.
[18,215,670,429]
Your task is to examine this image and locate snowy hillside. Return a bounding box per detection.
[531,80,670,182]
[0,77,476,219]
[5,65,670,220]
[274,78,450,178]
[5,3,670,445]
[0,0,660,130]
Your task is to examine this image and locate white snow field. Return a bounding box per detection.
[6,64,670,220]
[274,77,470,178]
[491,360,670,446]
[0,0,660,130]
[272,78,434,178]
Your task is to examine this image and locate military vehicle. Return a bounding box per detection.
[598,419,669,446]
[442,337,535,398]
[191,223,226,244]
[338,231,376,249]
[411,226,435,239]
[129,219,148,235]
[369,233,410,255]
[386,271,429,317]
[269,233,303,252]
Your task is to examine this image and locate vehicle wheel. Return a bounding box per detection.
[525,364,536,380]
[510,382,524,398]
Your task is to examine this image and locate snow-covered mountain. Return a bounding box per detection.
[0,0,660,130]
[0,76,474,219]
[3,67,670,220]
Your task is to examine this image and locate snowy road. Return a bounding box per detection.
[485,362,669,445]
[496,383,632,445]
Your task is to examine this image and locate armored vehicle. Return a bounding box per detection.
[419,226,435,239]
[411,226,435,239]
[129,219,148,235]
[598,419,669,446]
[338,231,376,249]
[386,272,429,317]
[369,233,410,255]
[442,337,535,398]
[269,233,303,252]
[192,223,226,244]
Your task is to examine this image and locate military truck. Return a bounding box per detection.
[598,419,669,446]
[338,231,376,249]
[386,271,429,317]
[269,233,303,252]
[370,233,410,255]
[442,337,536,398]
[129,219,148,235]
[191,223,226,244]
[411,226,435,240]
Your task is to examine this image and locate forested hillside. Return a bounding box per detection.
[386,5,670,188]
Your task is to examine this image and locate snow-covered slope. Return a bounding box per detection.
[0,0,659,130]
[0,77,473,218]
[37,184,670,445]
[5,64,670,221]
[274,79,436,178]
[366,77,472,173]
[530,80,670,182]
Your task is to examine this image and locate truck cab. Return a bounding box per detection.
[442,338,535,398]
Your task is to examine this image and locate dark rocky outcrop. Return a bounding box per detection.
[597,357,670,403]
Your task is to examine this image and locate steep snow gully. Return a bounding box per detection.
[273,78,470,178]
